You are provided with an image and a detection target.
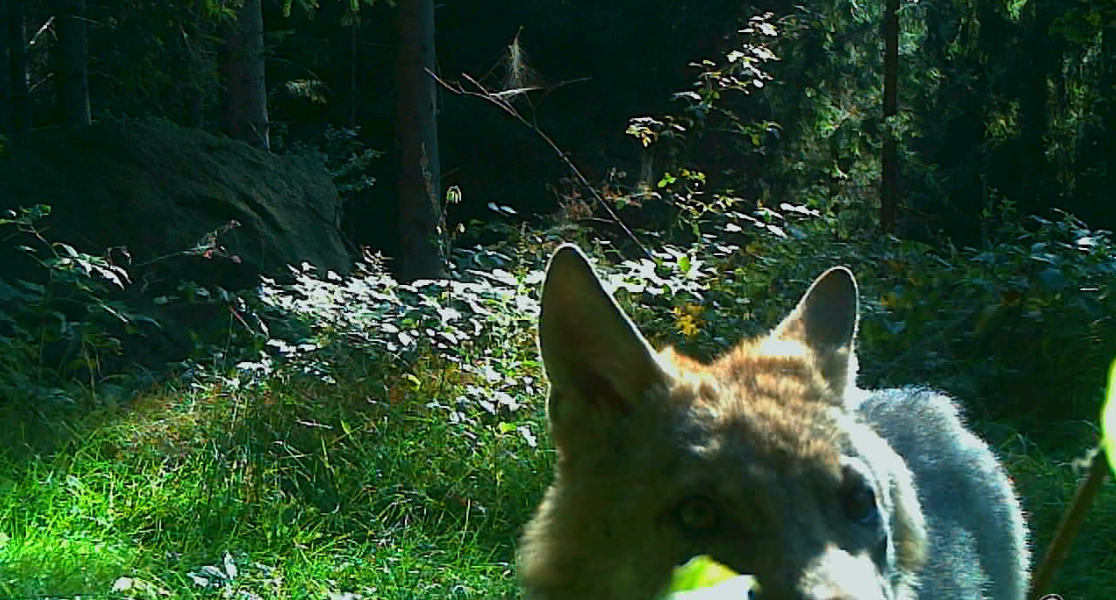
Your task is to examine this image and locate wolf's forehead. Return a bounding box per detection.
[678,350,835,414]
[660,344,845,462]
[673,379,844,469]
[728,401,839,462]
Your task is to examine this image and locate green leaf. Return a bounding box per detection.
[667,555,738,592]
[1103,358,1116,477]
[1038,267,1067,292]
[660,556,754,599]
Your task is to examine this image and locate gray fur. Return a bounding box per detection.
[858,388,1030,600]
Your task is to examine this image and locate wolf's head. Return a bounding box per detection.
[518,245,927,600]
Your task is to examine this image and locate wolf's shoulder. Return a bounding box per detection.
[852,385,1011,487]
[852,386,997,461]
[854,386,967,435]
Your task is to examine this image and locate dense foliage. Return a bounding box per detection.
[626,2,1116,244]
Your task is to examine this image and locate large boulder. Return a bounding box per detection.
[0,119,356,381]
[0,118,352,290]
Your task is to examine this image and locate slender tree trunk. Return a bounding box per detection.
[0,0,12,133]
[1102,24,1116,200]
[185,79,204,128]
[8,0,29,131]
[221,0,268,150]
[349,13,357,129]
[394,0,443,281]
[880,0,899,234]
[1016,0,1062,214]
[181,21,205,129]
[55,0,90,126]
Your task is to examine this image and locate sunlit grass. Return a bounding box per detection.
[0,356,548,599]
[1003,419,1116,600]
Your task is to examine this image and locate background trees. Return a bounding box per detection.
[0,0,10,132]
[0,0,1112,269]
[3,0,31,132]
[54,0,88,125]
[221,0,268,149]
[393,0,441,281]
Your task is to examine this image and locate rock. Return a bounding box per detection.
[0,117,352,291]
[0,118,355,383]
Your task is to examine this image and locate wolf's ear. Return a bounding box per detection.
[538,244,663,417]
[769,267,859,393]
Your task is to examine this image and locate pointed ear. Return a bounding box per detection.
[538,244,664,419]
[769,267,859,393]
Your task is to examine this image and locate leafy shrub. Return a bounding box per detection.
[287,124,382,197]
[856,207,1116,422]
[0,205,146,409]
[0,206,267,420]
[246,244,547,445]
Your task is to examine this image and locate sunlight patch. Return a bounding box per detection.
[0,534,134,598]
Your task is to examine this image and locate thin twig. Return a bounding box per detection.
[1027,446,1109,600]
[29,16,55,47]
[428,68,649,258]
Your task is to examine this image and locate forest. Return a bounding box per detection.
[0,0,1114,598]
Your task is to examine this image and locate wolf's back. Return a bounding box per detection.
[858,387,1030,600]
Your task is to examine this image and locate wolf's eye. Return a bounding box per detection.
[841,482,879,525]
[676,496,721,533]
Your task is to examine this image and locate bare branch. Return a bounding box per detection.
[428,69,649,258]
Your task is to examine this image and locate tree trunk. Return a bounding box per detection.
[880,0,899,234]
[185,82,205,128]
[221,0,268,150]
[8,0,29,131]
[55,0,90,126]
[0,0,11,133]
[349,13,357,129]
[1016,0,1062,215]
[181,20,205,129]
[1102,21,1116,203]
[394,0,443,281]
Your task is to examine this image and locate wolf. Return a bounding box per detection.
[518,244,1030,600]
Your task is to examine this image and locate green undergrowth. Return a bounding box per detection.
[0,241,553,598]
[0,362,545,599]
[1,217,1114,598]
